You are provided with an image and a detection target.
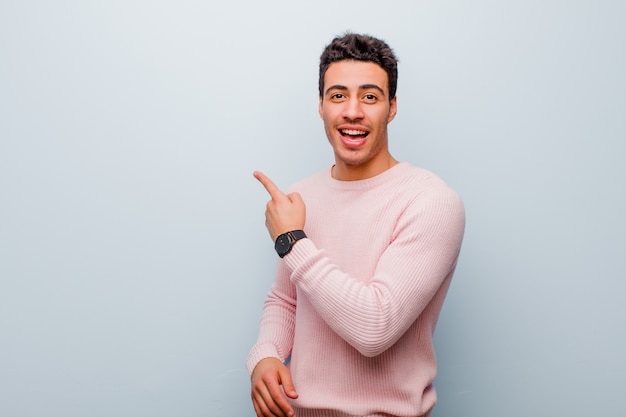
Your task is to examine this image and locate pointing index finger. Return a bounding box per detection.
[253,171,286,201]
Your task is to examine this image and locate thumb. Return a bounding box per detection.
[287,191,304,205]
[279,367,298,399]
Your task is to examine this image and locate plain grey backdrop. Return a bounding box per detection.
[1,1,624,416]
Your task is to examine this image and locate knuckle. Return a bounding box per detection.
[261,373,275,385]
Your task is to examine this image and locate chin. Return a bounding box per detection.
[336,152,370,167]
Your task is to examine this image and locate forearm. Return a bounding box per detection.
[284,241,454,356]
[247,265,297,374]
[282,197,465,356]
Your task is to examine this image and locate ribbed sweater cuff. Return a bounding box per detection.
[283,238,317,279]
[246,342,280,375]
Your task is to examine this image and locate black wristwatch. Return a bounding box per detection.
[274,230,307,258]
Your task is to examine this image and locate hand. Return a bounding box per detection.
[251,357,298,417]
[254,171,306,241]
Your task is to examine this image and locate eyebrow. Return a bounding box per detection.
[325,84,386,97]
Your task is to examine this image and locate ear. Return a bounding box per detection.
[318,96,323,119]
[387,96,397,123]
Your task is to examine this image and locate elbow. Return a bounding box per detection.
[343,312,403,357]
[359,347,387,358]
[350,336,396,358]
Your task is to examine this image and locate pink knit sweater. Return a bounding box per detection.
[247,162,465,417]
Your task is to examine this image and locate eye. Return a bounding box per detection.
[363,94,378,103]
[331,93,346,101]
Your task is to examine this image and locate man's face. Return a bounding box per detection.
[319,60,397,181]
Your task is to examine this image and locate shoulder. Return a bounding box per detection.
[381,165,465,249]
[395,164,465,224]
[390,163,462,202]
[286,167,332,193]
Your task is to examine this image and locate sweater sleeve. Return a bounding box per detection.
[246,260,297,375]
[284,187,465,357]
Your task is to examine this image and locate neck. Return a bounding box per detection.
[332,155,399,181]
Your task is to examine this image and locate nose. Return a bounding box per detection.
[342,97,364,120]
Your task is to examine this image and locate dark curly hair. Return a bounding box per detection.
[319,33,399,101]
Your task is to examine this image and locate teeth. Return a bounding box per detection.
[341,129,367,136]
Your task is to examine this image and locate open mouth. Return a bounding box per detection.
[339,128,369,138]
[338,128,369,148]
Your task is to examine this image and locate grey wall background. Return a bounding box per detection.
[1,1,624,416]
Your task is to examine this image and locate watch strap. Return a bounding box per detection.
[275,230,307,258]
[288,230,307,241]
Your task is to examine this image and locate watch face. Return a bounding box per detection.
[275,233,291,257]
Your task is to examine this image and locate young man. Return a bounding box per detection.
[247,33,465,417]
